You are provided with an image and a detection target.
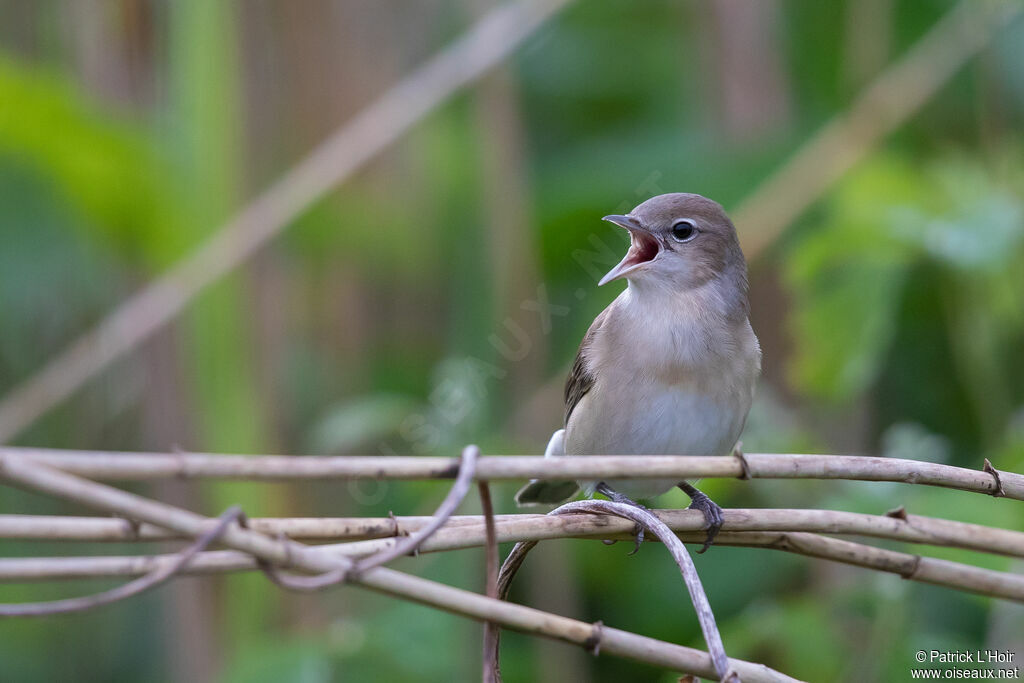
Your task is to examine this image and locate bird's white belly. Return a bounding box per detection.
[565,381,748,500]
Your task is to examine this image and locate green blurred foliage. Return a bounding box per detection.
[0,55,182,264]
[1,1,1023,682]
[786,152,1024,459]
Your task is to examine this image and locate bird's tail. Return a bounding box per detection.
[514,479,580,506]
[514,429,579,506]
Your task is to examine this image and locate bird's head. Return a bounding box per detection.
[598,193,747,295]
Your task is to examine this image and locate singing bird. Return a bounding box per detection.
[515,193,761,551]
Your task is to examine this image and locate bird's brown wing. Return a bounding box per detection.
[564,303,611,425]
[516,301,613,507]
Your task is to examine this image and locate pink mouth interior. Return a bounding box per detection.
[623,231,659,268]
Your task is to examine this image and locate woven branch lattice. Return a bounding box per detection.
[0,447,1021,682]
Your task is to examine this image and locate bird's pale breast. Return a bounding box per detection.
[565,290,759,500]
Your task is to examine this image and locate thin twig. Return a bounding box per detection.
[479,481,500,683]
[6,448,1022,500]
[0,454,795,681]
[355,445,479,575]
[248,445,479,591]
[489,539,537,677]
[0,506,242,617]
[489,499,743,680]
[5,502,1024,601]
[497,540,537,603]
[553,500,737,682]
[5,508,1021,559]
[6,523,1022,603]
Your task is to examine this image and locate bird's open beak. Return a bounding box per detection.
[598,215,660,286]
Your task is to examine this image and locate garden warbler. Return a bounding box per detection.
[515,193,761,551]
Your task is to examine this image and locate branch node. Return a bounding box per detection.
[238,511,300,578]
[0,505,243,616]
[885,505,908,521]
[387,511,405,537]
[733,444,751,480]
[350,444,479,575]
[171,447,190,480]
[118,517,142,541]
[899,554,922,580]
[983,459,1006,498]
[583,620,604,656]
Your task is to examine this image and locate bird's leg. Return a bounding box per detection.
[595,482,647,555]
[678,482,723,554]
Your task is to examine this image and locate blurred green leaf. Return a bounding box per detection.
[784,156,923,400]
[0,53,182,264]
[308,394,420,453]
[785,155,1024,410]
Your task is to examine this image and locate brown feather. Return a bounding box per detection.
[563,303,614,424]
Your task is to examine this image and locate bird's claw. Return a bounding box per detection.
[627,524,645,555]
[595,482,649,556]
[686,491,723,553]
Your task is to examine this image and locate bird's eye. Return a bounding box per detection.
[671,221,697,242]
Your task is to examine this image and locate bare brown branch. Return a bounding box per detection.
[354,445,479,575]
[479,481,500,683]
[5,448,1021,500]
[552,500,738,682]
[0,506,242,617]
[246,445,480,591]
[2,506,1016,570]
[4,511,1023,602]
[0,453,796,681]
[5,508,1020,560]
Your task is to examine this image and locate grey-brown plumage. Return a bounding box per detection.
[563,306,608,425]
[515,193,761,552]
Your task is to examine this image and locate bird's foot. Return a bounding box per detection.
[679,482,723,554]
[595,482,648,555]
